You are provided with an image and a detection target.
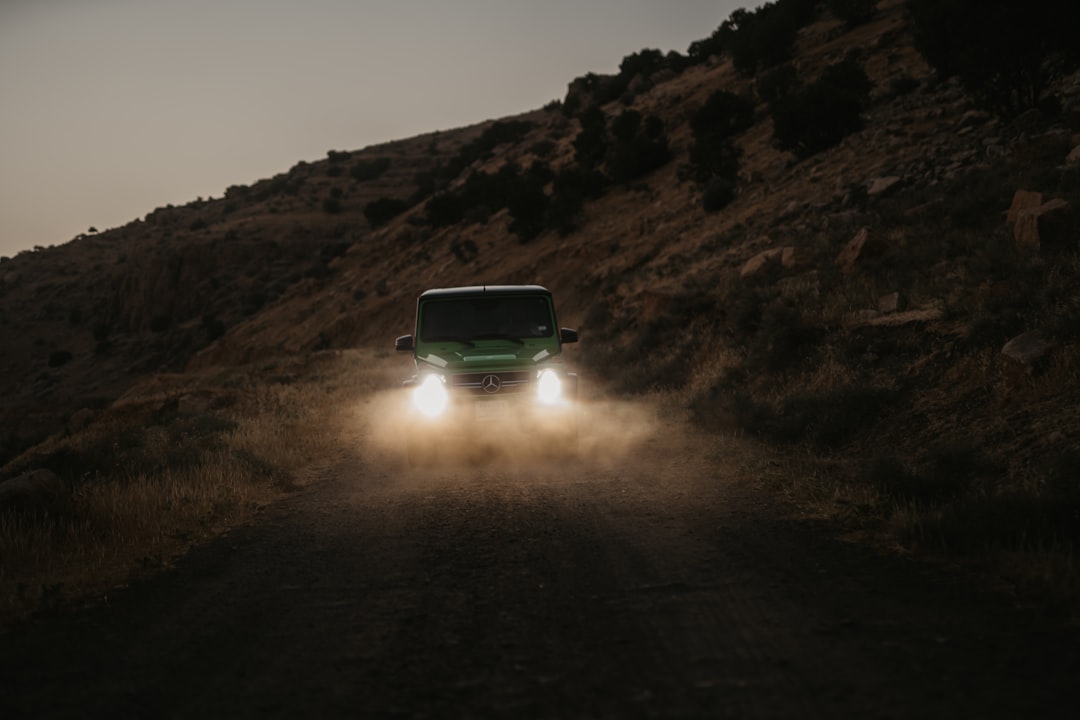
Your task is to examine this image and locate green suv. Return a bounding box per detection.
[395,285,579,464]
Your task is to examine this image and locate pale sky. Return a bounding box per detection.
[0,0,744,258]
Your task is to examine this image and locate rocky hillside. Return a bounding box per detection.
[3,0,1079,500]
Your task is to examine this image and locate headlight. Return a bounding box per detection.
[412,374,448,417]
[537,369,563,405]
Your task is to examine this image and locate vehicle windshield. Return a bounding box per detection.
[419,296,555,343]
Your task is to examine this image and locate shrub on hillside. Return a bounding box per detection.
[701,177,738,212]
[506,166,551,242]
[618,48,666,83]
[682,132,741,206]
[690,91,756,139]
[770,58,872,158]
[605,111,671,184]
[460,121,534,167]
[871,443,996,505]
[406,121,534,207]
[547,187,584,236]
[563,49,687,113]
[450,239,479,263]
[680,89,750,206]
[530,140,555,159]
[425,193,465,228]
[547,166,608,235]
[363,197,409,228]
[350,157,391,183]
[687,26,725,65]
[727,5,799,76]
[680,90,752,207]
[828,0,877,27]
[909,0,1080,117]
[756,63,799,104]
[684,0,817,72]
[459,168,514,215]
[573,106,609,169]
[747,301,819,372]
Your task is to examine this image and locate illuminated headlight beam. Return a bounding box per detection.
[413,374,449,417]
[537,369,563,405]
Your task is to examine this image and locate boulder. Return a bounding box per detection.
[1067,145,1080,167]
[849,304,943,329]
[780,246,810,269]
[1014,199,1077,253]
[739,246,807,280]
[867,176,902,196]
[878,291,905,314]
[836,227,886,274]
[740,248,784,280]
[0,469,68,519]
[1012,108,1043,131]
[1006,189,1043,225]
[1001,330,1054,380]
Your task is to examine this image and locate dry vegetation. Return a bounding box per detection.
[0,350,394,624]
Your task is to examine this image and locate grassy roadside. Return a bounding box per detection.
[628,333,1080,615]
[0,349,396,627]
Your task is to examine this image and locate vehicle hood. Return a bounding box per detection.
[415,341,557,373]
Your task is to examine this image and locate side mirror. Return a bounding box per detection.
[559,328,578,344]
[395,335,414,352]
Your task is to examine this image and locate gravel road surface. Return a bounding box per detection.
[2,401,1078,718]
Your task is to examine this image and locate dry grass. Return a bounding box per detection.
[0,350,385,625]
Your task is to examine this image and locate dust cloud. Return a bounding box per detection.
[349,388,658,472]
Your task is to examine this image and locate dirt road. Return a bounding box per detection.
[2,400,1079,718]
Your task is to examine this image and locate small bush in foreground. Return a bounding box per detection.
[903,492,1080,554]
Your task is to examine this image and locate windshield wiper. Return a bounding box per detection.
[424,335,475,347]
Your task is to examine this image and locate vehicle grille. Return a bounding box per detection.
[451,371,531,396]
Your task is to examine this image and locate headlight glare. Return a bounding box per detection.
[413,374,448,417]
[537,369,563,405]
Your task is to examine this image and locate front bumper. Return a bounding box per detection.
[403,371,578,434]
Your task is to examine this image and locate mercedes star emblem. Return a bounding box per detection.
[481,375,502,394]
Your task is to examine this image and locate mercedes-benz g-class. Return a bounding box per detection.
[394,285,578,465]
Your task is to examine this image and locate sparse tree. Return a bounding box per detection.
[770,59,872,157]
[910,0,1080,116]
